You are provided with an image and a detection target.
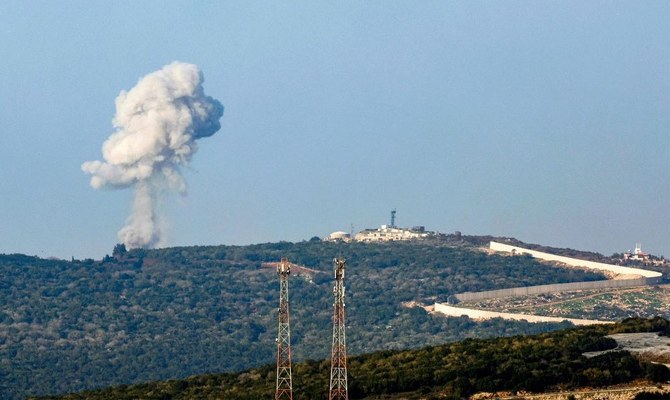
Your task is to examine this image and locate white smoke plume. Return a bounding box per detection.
[82,62,224,249]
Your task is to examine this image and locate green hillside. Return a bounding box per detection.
[1,237,608,399]
[33,318,670,400]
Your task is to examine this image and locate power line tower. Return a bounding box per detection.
[275,257,293,400]
[329,258,348,400]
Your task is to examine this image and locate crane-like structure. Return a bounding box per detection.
[275,257,293,400]
[328,258,348,400]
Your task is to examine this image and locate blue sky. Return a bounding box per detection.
[1,1,668,259]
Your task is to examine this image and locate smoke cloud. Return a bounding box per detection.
[82,62,224,249]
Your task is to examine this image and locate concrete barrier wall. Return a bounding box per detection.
[438,242,663,323]
[489,241,662,278]
[433,303,612,326]
[454,277,649,302]
[449,242,662,302]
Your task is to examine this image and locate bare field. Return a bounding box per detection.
[583,332,670,366]
[462,286,670,321]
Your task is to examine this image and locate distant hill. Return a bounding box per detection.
[32,317,670,400]
[0,237,609,399]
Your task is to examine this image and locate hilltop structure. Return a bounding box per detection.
[624,243,650,262]
[618,243,668,267]
[354,225,432,242]
[324,231,353,243]
[327,210,434,243]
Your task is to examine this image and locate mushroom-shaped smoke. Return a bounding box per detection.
[82,62,224,249]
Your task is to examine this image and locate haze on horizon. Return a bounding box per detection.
[0,2,668,259]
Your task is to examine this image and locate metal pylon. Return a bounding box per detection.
[275,257,293,400]
[329,258,348,400]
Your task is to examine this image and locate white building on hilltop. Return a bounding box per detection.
[354,225,431,242]
[324,231,353,242]
[624,243,650,262]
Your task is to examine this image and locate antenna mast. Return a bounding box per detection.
[329,258,348,400]
[275,257,293,400]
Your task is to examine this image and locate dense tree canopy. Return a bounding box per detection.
[33,318,670,400]
[1,238,608,399]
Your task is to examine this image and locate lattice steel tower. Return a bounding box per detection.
[275,257,293,400]
[328,258,348,400]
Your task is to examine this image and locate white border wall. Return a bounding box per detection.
[489,241,662,279]
[454,277,648,302]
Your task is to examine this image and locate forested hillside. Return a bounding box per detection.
[1,238,607,399]
[34,318,670,400]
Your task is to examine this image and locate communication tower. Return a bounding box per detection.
[275,257,293,400]
[328,258,348,400]
[390,209,396,228]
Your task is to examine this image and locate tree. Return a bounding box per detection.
[113,243,127,258]
[645,363,670,383]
